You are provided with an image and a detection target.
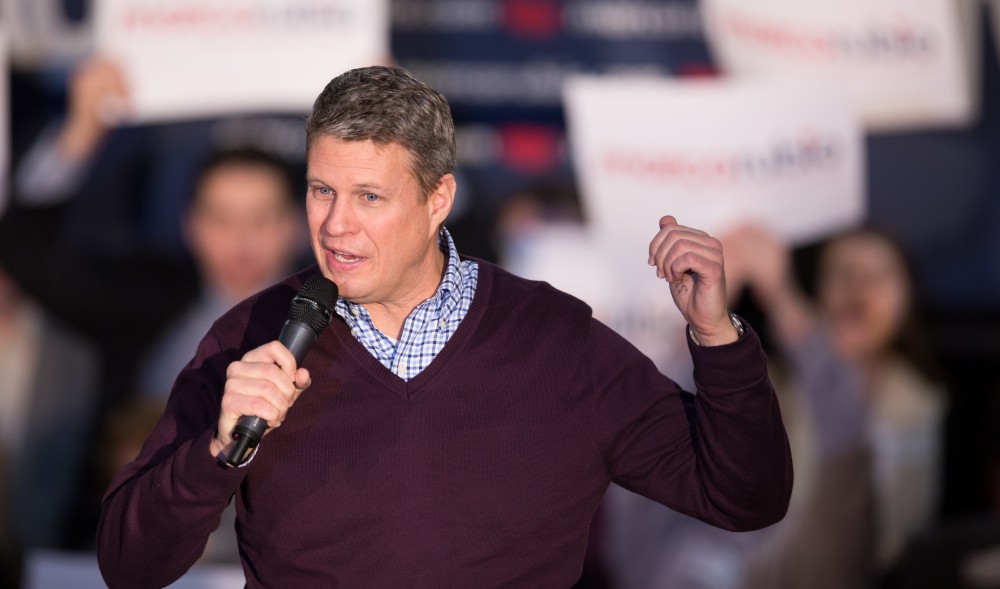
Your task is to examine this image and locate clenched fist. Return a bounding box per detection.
[648,216,739,346]
[210,341,312,462]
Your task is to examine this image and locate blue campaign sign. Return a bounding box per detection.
[391,0,713,179]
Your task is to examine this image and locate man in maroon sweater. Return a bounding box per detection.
[97,66,792,588]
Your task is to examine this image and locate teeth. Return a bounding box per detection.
[334,251,360,263]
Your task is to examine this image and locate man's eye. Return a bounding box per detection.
[363,193,379,202]
[313,186,334,198]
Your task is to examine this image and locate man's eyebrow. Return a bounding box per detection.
[305,178,388,192]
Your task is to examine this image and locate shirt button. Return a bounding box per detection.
[351,307,360,317]
[350,328,358,337]
[438,319,447,330]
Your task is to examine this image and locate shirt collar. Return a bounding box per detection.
[436,227,463,310]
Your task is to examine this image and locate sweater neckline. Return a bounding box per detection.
[328,258,494,399]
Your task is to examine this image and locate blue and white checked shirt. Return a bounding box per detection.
[334,228,478,381]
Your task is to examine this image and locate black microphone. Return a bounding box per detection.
[226,275,339,466]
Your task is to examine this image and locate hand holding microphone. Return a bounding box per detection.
[211,276,338,466]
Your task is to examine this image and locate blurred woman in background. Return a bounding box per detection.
[724,224,947,586]
[815,228,946,572]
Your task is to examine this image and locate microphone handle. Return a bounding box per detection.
[225,320,317,466]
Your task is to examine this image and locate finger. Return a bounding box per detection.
[666,247,726,289]
[653,231,723,282]
[649,232,666,267]
[226,361,298,403]
[656,214,710,239]
[105,61,128,89]
[291,368,312,405]
[649,218,714,266]
[225,373,294,413]
[103,61,132,106]
[224,376,294,424]
[648,217,677,265]
[221,388,286,429]
[242,341,298,381]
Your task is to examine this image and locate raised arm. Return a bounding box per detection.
[583,216,793,531]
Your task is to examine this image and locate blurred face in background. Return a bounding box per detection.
[187,163,301,300]
[817,232,911,362]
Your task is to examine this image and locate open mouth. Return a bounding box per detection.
[326,248,367,271]
[332,250,362,263]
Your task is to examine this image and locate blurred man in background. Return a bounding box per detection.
[0,57,306,566]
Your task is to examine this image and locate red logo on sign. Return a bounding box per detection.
[499,124,562,173]
[601,130,842,188]
[503,0,562,40]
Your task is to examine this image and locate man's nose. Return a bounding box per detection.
[323,198,357,236]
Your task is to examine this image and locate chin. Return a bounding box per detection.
[325,279,368,303]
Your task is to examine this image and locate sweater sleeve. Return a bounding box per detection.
[584,317,793,532]
[96,328,248,588]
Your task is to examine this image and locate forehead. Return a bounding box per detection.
[824,234,902,268]
[307,136,415,181]
[195,164,291,210]
[820,235,910,290]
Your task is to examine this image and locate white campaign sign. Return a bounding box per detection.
[563,75,865,262]
[504,225,693,383]
[94,0,388,122]
[701,0,974,132]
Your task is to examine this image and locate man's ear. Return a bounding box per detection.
[428,173,457,229]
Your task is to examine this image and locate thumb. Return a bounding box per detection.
[292,368,312,403]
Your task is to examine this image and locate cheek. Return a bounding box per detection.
[818,284,848,315]
[215,233,248,265]
[370,222,408,269]
[248,225,285,259]
[820,287,868,342]
[195,224,232,261]
[869,285,908,338]
[371,209,423,254]
[306,200,330,232]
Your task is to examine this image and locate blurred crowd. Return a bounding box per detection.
[4,1,1000,588]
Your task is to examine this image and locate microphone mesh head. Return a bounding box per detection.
[288,275,339,334]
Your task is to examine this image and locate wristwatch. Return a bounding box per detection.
[687,312,746,346]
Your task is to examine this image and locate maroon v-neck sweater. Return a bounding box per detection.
[97,261,792,588]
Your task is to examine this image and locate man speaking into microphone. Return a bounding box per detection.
[97,66,792,588]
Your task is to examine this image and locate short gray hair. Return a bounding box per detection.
[306,66,456,198]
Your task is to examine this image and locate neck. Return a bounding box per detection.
[365,248,448,339]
